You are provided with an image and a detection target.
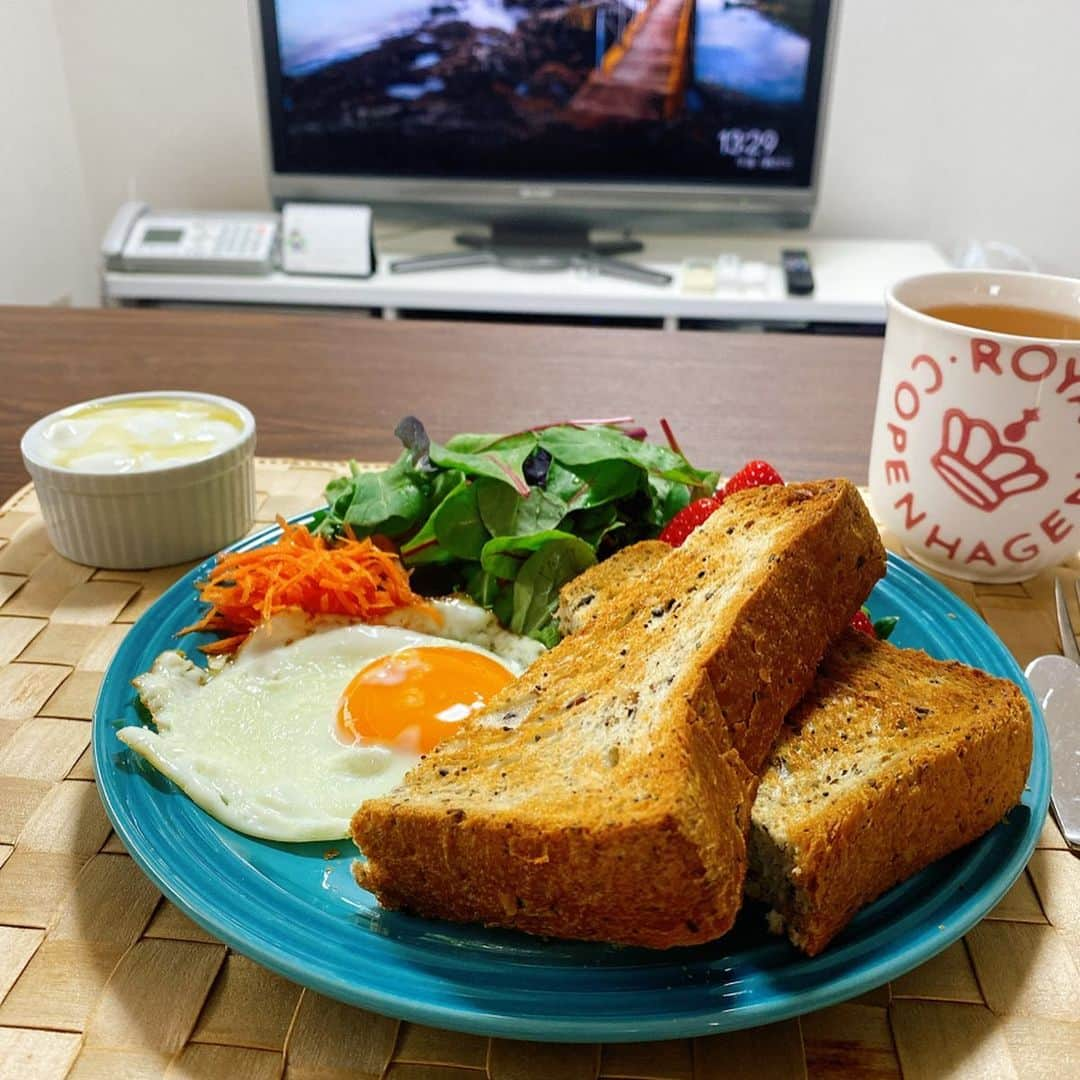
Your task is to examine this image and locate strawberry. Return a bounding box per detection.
[850,609,876,638]
[659,496,723,547]
[660,460,784,547]
[723,459,784,498]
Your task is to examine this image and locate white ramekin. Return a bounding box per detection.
[20,391,256,569]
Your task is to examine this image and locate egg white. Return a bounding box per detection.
[382,596,545,671]
[117,602,542,842]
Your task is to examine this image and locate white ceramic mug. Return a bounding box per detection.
[869,270,1079,582]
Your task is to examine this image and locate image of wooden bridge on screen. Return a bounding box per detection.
[569,0,695,124]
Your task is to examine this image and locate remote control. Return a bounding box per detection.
[781,249,815,296]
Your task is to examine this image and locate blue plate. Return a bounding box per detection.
[93,522,1050,1043]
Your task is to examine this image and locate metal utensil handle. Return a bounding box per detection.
[1055,578,1080,665]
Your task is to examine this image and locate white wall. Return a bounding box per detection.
[815,0,1080,274]
[52,0,269,251]
[0,2,95,306]
[6,0,1079,307]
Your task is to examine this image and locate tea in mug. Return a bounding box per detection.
[921,302,1080,339]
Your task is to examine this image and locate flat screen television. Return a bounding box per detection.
[256,1,837,240]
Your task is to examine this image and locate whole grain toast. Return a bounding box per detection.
[746,629,1032,955]
[557,539,671,638]
[562,538,1034,956]
[352,480,885,948]
[561,535,669,635]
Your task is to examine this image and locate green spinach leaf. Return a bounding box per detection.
[647,475,692,527]
[476,478,568,537]
[339,453,431,538]
[511,536,597,639]
[398,468,466,564]
[565,459,643,507]
[465,566,503,609]
[538,425,717,488]
[443,432,503,453]
[479,529,582,580]
[431,481,489,559]
[398,517,450,566]
[429,432,538,493]
[567,504,624,548]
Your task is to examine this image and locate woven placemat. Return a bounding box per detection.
[0,458,1077,1080]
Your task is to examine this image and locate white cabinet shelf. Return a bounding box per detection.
[103,228,949,330]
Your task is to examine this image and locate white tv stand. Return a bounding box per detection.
[103,227,949,331]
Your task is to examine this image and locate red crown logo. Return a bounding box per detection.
[930,408,1048,512]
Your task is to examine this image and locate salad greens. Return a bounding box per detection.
[313,417,718,646]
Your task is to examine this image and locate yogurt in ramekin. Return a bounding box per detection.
[21,391,256,569]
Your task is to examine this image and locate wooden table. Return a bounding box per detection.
[0,306,882,494]
[0,306,1077,1080]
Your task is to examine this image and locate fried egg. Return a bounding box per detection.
[117,599,543,841]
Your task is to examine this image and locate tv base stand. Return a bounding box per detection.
[389,222,672,287]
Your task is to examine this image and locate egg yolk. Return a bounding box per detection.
[336,646,514,753]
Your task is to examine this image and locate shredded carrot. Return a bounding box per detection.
[181,517,428,652]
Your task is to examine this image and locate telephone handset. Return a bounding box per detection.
[102,201,150,270]
[102,202,279,276]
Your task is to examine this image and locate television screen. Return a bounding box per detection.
[261,1,832,189]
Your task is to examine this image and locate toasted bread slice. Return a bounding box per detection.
[745,629,1032,955]
[562,534,1034,956]
[352,480,886,948]
[557,539,671,637]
